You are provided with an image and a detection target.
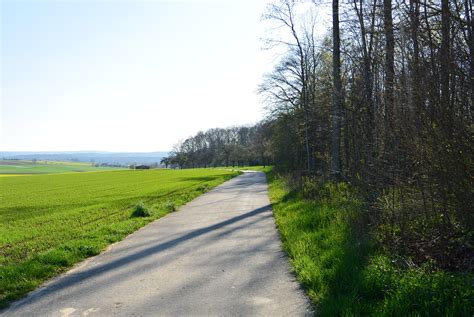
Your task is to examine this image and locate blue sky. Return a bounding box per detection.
[1,0,274,152]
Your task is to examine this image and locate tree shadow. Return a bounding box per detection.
[7,204,273,310]
[177,176,221,182]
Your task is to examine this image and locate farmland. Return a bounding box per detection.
[0,168,238,307]
[0,160,122,175]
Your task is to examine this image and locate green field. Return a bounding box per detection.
[0,160,121,175]
[0,168,238,307]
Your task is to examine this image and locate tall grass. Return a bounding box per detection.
[266,170,473,316]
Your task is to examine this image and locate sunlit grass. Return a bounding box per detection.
[0,174,32,177]
[0,168,238,308]
[226,166,272,172]
[265,170,473,316]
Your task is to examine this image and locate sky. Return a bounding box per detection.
[1,0,278,152]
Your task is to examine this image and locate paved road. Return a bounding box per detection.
[2,172,312,317]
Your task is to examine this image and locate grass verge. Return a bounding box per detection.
[224,166,272,172]
[0,168,238,308]
[265,169,473,316]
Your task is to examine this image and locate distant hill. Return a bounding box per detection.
[0,151,169,166]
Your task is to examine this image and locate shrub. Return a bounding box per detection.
[164,200,176,212]
[130,202,150,217]
[196,184,210,192]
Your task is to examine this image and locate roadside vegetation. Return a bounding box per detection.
[228,166,271,172]
[266,169,473,316]
[0,168,238,308]
[0,160,121,175]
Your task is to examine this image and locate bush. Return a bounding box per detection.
[130,202,151,217]
[374,186,474,271]
[196,183,210,192]
[164,200,176,212]
[301,177,358,205]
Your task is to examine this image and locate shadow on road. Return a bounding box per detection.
[13,204,272,308]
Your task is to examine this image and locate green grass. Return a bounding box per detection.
[0,168,238,308]
[265,170,474,316]
[0,160,121,175]
[226,166,272,172]
[33,160,93,166]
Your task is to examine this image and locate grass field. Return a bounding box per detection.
[266,169,473,316]
[0,160,121,175]
[0,168,238,307]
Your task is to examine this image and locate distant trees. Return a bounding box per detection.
[164,124,271,168]
[94,162,124,168]
[260,0,328,173]
[160,157,171,168]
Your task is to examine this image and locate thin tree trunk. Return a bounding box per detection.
[411,0,422,131]
[440,0,451,117]
[384,0,395,129]
[354,0,377,178]
[331,0,343,180]
[466,0,474,113]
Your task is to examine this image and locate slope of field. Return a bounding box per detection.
[0,168,238,307]
[0,160,121,175]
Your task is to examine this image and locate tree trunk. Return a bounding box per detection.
[331,0,343,180]
[384,0,395,129]
[440,0,451,117]
[466,0,474,112]
[354,0,377,178]
[411,0,422,131]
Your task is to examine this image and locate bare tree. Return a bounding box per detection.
[331,0,343,179]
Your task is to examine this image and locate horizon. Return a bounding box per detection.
[0,150,169,154]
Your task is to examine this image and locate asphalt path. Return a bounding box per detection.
[2,171,312,317]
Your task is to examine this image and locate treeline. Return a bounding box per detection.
[163,124,271,168]
[166,0,473,270]
[260,0,473,271]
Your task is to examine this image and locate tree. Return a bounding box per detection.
[330,0,343,179]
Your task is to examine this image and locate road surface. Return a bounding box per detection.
[2,172,312,317]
